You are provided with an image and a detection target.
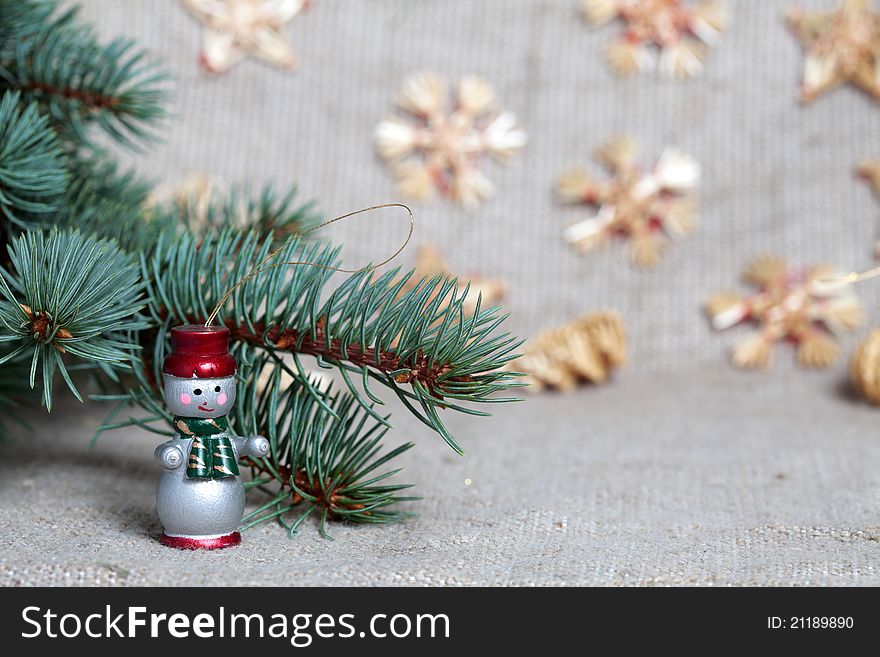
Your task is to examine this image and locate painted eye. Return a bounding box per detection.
[214,386,221,392]
[193,388,202,396]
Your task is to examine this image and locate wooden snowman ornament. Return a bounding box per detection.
[154,325,269,549]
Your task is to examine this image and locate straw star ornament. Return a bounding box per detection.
[183,0,309,73]
[787,0,880,103]
[582,0,729,77]
[505,312,627,392]
[556,137,700,267]
[375,73,527,209]
[707,256,864,369]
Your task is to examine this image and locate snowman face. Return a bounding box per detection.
[163,375,237,418]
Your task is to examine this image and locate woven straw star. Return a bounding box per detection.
[707,256,864,369]
[852,328,880,403]
[787,0,880,103]
[582,0,729,77]
[556,136,700,267]
[183,0,308,74]
[505,312,627,392]
[375,73,527,209]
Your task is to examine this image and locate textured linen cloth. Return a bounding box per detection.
[2,370,879,586]
[1,1,879,586]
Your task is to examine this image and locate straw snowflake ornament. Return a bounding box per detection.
[787,0,880,103]
[581,0,729,78]
[183,0,309,73]
[556,136,700,267]
[707,256,864,369]
[375,73,527,209]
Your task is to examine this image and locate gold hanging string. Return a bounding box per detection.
[813,264,880,295]
[204,203,414,327]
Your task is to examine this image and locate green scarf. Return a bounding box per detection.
[173,416,240,480]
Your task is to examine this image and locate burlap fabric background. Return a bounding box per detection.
[1,1,880,586]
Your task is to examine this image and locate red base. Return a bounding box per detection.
[160,531,241,550]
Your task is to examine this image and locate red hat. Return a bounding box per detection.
[162,325,237,379]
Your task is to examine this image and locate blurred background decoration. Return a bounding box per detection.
[183,0,309,73]
[706,256,864,369]
[505,311,627,391]
[374,72,528,208]
[851,327,880,402]
[556,136,700,267]
[786,0,880,104]
[581,0,729,78]
[91,0,880,375]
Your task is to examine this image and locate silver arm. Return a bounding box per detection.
[154,440,185,470]
[232,434,270,458]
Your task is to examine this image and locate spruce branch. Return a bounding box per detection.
[0,90,67,228]
[0,2,169,149]
[0,0,59,42]
[243,184,320,240]
[57,155,170,251]
[0,228,147,409]
[235,352,417,538]
[54,163,319,255]
[140,229,523,453]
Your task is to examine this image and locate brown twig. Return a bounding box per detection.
[19,304,71,351]
[246,458,366,514]
[229,319,460,396]
[22,81,120,110]
[146,311,467,397]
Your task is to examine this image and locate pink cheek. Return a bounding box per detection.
[216,392,228,405]
[179,393,192,406]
